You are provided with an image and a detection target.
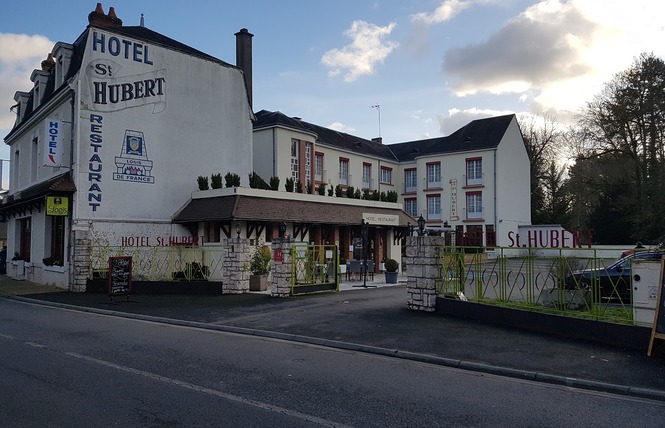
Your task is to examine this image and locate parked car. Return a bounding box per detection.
[564,250,665,303]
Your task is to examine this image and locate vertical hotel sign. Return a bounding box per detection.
[44,118,64,167]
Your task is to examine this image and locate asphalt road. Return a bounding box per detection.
[1,298,664,427]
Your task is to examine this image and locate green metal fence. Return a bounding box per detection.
[435,246,634,324]
[90,245,224,281]
[291,244,339,295]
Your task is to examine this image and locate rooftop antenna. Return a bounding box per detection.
[140,13,145,27]
[370,104,381,138]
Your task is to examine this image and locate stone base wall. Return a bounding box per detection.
[270,242,292,297]
[403,236,445,312]
[221,238,252,293]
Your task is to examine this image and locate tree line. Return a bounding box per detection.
[523,52,665,245]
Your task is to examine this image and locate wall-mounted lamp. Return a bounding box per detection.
[280,222,287,241]
[235,223,241,239]
[417,215,425,236]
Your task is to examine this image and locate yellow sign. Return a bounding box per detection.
[46,196,69,216]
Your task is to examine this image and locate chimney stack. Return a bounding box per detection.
[88,3,123,28]
[41,53,55,71]
[235,28,253,108]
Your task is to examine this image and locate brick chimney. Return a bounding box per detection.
[88,3,123,28]
[235,28,253,108]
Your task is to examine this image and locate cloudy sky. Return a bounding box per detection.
[1,0,664,182]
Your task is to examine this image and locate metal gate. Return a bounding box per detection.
[291,244,339,295]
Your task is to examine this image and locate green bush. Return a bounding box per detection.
[384,258,399,272]
[197,176,209,190]
[250,245,271,274]
[211,173,222,189]
[224,172,240,187]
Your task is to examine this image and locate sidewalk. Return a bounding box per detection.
[2,274,665,401]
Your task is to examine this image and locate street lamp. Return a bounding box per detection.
[280,222,287,241]
[417,215,425,236]
[362,219,369,288]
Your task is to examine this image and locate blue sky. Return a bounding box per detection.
[1,0,664,178]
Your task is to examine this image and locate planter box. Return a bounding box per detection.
[384,271,398,284]
[339,264,347,274]
[250,274,269,291]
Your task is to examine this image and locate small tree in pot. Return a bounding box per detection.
[249,244,271,291]
[384,258,399,284]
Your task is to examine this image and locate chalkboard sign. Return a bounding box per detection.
[108,256,132,297]
[647,259,665,356]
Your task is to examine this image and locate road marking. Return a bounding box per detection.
[0,333,15,340]
[25,342,47,348]
[65,351,352,428]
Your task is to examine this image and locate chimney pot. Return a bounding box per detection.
[88,3,123,28]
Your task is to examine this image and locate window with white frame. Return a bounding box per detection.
[426,162,441,188]
[404,168,417,193]
[362,163,372,188]
[466,192,483,219]
[427,194,441,220]
[339,158,349,185]
[304,142,312,186]
[315,153,324,182]
[380,166,392,184]
[290,139,299,181]
[404,198,417,217]
[466,157,483,186]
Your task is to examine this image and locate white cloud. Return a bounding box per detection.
[438,107,516,135]
[440,0,665,120]
[328,121,356,133]
[410,0,474,25]
[321,20,399,82]
[0,33,54,134]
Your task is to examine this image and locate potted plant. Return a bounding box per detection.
[384,258,399,284]
[249,244,271,291]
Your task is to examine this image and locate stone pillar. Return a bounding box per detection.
[71,229,91,292]
[222,237,251,293]
[270,241,293,297]
[403,236,445,312]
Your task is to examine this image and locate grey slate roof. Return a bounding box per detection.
[173,194,414,226]
[6,24,237,140]
[253,110,517,162]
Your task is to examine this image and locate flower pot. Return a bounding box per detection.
[250,273,269,291]
[384,271,398,284]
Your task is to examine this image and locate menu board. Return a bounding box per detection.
[108,256,132,296]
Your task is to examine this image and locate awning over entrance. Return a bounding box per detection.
[172,193,415,226]
[0,171,76,219]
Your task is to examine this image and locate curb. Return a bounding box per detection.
[7,295,665,403]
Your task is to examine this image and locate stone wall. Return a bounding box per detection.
[221,238,252,293]
[270,241,292,297]
[403,236,445,312]
[71,229,92,292]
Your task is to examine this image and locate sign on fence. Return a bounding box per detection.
[108,256,132,297]
[647,259,665,356]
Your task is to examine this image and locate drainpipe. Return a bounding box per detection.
[494,149,498,245]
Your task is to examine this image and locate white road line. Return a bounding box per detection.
[65,351,352,428]
[0,333,15,340]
